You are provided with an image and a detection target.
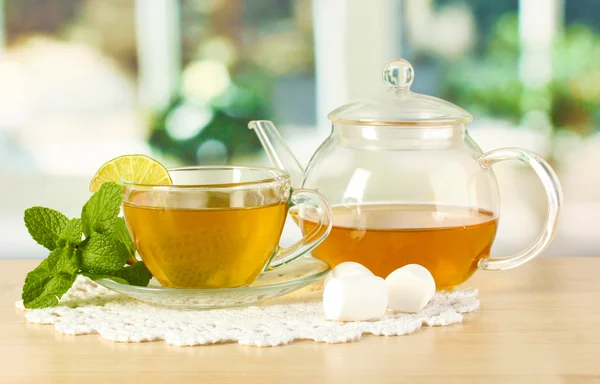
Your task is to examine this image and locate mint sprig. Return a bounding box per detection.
[22,182,152,309]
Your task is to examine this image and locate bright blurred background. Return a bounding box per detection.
[0,0,598,259]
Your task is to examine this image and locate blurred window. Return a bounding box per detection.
[1,0,600,258]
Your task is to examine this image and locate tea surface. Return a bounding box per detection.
[292,204,498,289]
[123,202,288,288]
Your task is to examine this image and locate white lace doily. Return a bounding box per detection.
[17,276,479,347]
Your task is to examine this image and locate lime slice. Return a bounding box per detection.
[89,154,172,192]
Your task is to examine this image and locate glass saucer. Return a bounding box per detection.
[96,256,329,309]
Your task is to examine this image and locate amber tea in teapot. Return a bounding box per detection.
[250,58,562,290]
[291,204,498,290]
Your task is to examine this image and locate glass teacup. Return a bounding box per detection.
[121,166,332,289]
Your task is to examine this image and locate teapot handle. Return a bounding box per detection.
[478,148,563,271]
[267,188,333,269]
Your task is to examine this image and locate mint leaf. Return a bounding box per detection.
[24,207,68,250]
[81,272,129,285]
[82,262,151,286]
[79,233,129,275]
[81,182,122,237]
[110,217,135,260]
[23,273,76,309]
[59,218,83,246]
[22,245,80,308]
[22,259,53,306]
[47,246,79,275]
[118,261,152,286]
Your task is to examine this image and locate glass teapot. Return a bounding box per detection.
[249,58,562,290]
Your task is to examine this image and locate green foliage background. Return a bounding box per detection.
[441,14,600,137]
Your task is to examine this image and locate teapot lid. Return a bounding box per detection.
[327,58,472,126]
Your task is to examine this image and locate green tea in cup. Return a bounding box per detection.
[122,166,332,289]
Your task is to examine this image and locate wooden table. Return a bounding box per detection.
[1,258,599,383]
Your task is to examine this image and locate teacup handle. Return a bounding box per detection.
[267,188,333,269]
[478,148,563,271]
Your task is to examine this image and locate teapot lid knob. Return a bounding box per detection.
[382,58,414,90]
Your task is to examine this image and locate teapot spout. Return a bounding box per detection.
[248,120,305,188]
